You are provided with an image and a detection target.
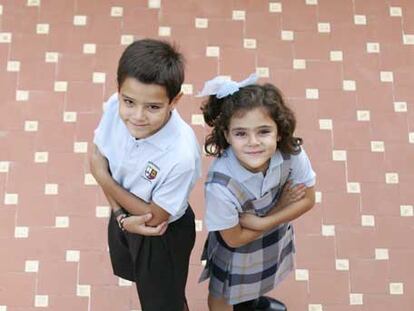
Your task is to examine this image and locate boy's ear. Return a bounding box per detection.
[169,91,183,109]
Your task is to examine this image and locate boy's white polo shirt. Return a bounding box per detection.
[94,93,201,223]
[204,147,316,231]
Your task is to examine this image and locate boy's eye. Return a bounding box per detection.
[148,105,161,110]
[124,99,134,107]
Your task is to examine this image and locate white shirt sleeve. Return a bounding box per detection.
[204,183,240,232]
[152,165,198,217]
[290,148,316,187]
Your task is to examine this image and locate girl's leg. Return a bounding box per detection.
[208,294,232,311]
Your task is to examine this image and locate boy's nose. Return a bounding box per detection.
[133,107,145,121]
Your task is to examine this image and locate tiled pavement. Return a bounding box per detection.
[1,0,414,310]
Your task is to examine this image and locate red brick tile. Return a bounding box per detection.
[308,270,350,304]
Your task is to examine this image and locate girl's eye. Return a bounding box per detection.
[258,129,271,135]
[234,131,246,137]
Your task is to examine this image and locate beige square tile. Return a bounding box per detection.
[45,52,58,63]
[65,250,80,262]
[15,226,29,238]
[0,6,2,15]
[308,304,323,311]
[375,248,389,260]
[148,0,161,9]
[195,219,203,232]
[315,191,322,203]
[380,71,393,82]
[243,38,257,49]
[118,277,132,286]
[322,225,335,236]
[385,173,399,184]
[25,260,39,272]
[354,15,367,25]
[0,161,10,173]
[73,15,87,26]
[293,59,306,69]
[330,51,343,62]
[393,101,407,112]
[281,30,294,41]
[34,152,49,163]
[295,269,309,281]
[357,110,370,121]
[158,26,171,37]
[4,193,18,205]
[318,23,330,33]
[27,0,40,6]
[84,173,98,185]
[16,90,29,101]
[34,295,49,307]
[55,216,70,228]
[370,141,385,152]
[232,10,246,21]
[403,34,414,45]
[343,80,356,91]
[36,23,50,34]
[110,6,123,17]
[269,2,282,13]
[347,182,361,193]
[44,183,58,195]
[181,84,193,95]
[63,111,77,123]
[0,32,12,43]
[54,81,68,92]
[77,285,91,297]
[319,119,332,130]
[24,120,39,132]
[350,293,363,305]
[305,0,318,4]
[256,67,270,78]
[332,150,347,161]
[400,205,413,217]
[390,7,402,17]
[361,215,375,227]
[7,61,20,72]
[121,35,134,45]
[83,43,96,54]
[0,305,6,311]
[73,142,88,153]
[96,206,110,218]
[206,46,220,57]
[366,42,380,53]
[336,259,349,271]
[195,18,208,28]
[389,282,404,295]
[93,72,106,84]
[306,88,319,99]
[409,132,414,143]
[191,114,204,126]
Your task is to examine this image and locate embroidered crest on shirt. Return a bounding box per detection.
[144,161,159,181]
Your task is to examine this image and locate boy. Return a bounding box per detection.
[90,39,201,311]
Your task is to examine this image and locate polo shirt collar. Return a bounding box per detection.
[225,147,284,182]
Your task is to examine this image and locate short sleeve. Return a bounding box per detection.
[290,148,316,187]
[93,93,119,153]
[204,183,240,232]
[152,165,198,217]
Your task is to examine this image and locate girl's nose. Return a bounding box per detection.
[247,134,259,145]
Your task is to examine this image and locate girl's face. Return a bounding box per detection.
[225,107,279,173]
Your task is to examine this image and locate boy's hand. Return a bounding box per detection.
[276,180,306,210]
[90,146,110,183]
[122,213,168,236]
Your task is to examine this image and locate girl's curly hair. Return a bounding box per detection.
[201,83,302,157]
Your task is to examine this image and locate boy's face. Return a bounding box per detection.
[118,77,181,139]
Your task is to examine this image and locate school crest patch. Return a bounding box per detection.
[144,161,159,180]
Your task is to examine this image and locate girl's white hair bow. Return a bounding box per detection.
[196,73,258,99]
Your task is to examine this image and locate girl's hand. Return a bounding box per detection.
[277,180,306,209]
[122,213,168,236]
[239,213,266,231]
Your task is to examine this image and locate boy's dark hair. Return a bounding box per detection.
[117,39,185,101]
[202,83,302,157]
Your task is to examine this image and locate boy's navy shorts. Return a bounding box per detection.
[108,206,196,311]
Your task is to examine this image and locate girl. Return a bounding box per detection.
[198,74,316,311]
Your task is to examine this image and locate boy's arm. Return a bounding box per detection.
[89,144,170,226]
[239,187,315,232]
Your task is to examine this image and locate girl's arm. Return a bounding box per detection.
[89,144,170,226]
[219,224,265,248]
[239,187,315,232]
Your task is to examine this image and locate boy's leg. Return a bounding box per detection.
[107,213,136,281]
[132,207,196,311]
